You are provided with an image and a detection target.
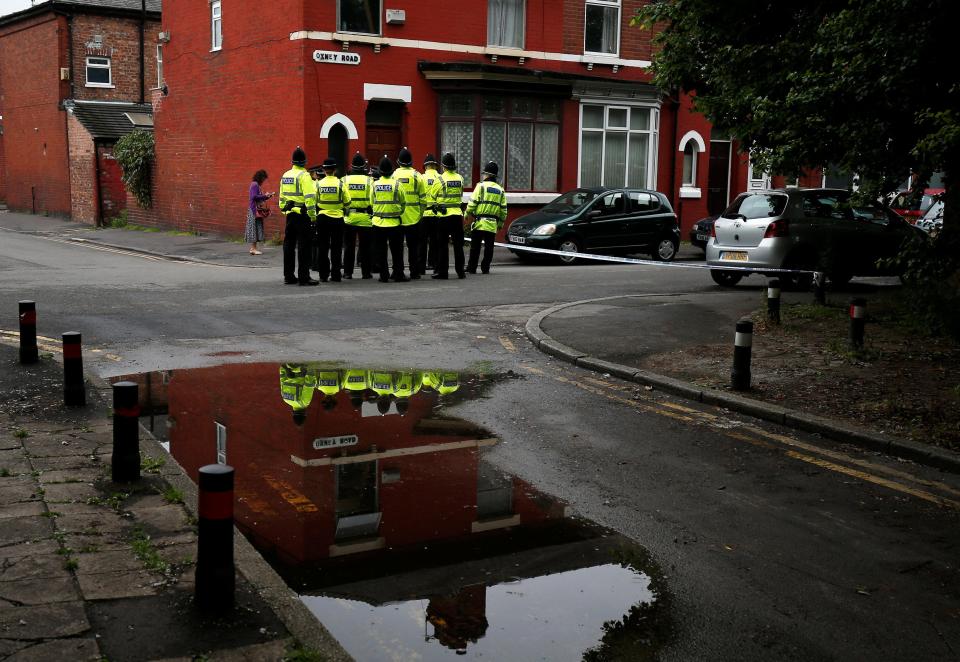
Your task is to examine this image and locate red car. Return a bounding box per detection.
[890,187,944,224]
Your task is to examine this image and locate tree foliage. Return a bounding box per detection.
[634,0,958,232]
[113,130,155,209]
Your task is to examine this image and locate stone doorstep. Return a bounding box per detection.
[76,569,161,600]
[0,575,80,606]
[1,637,101,662]
[0,601,90,639]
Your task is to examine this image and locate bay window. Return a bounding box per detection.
[339,0,381,35]
[584,0,620,55]
[579,104,658,189]
[439,94,561,192]
[488,0,525,49]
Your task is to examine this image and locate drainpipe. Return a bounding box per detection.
[67,14,75,99]
[139,0,146,104]
[93,140,103,226]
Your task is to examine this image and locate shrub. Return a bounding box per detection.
[113,130,155,209]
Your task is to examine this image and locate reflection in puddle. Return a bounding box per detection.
[115,363,670,660]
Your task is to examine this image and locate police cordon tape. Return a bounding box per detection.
[465,237,816,274]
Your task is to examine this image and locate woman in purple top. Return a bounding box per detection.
[246,170,274,255]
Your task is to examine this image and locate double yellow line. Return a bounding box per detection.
[0,330,121,362]
[522,364,960,511]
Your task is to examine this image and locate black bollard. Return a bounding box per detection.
[62,332,85,406]
[849,298,866,349]
[813,271,826,305]
[766,279,781,325]
[195,464,235,613]
[731,318,753,391]
[19,301,38,364]
[111,381,141,482]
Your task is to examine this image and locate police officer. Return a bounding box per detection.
[371,156,407,282]
[342,153,374,279]
[430,152,466,279]
[279,363,316,425]
[314,157,348,282]
[418,154,442,276]
[394,147,426,279]
[466,161,507,274]
[278,147,318,285]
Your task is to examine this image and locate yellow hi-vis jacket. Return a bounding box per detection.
[466,179,508,233]
[421,167,443,218]
[393,166,425,226]
[315,175,348,219]
[343,174,374,227]
[278,166,317,220]
[393,372,423,398]
[279,365,316,411]
[341,368,369,392]
[430,169,465,217]
[371,176,405,228]
[315,369,341,396]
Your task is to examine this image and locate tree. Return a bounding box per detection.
[634,0,958,236]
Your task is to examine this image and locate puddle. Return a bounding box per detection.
[114,362,670,660]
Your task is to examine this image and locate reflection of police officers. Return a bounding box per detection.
[371,156,407,282]
[418,154,442,277]
[342,153,374,279]
[314,158,348,282]
[431,152,466,279]
[394,147,425,279]
[278,147,318,285]
[466,161,507,274]
[279,363,316,425]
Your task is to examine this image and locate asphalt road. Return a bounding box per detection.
[1,217,958,661]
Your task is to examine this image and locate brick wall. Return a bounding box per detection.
[71,15,161,103]
[67,112,96,223]
[0,12,72,216]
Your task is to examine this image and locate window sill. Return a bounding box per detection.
[679,186,702,199]
[85,83,115,88]
[210,46,222,52]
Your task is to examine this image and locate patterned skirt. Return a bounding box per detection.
[244,208,265,243]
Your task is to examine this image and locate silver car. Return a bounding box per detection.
[706,188,919,288]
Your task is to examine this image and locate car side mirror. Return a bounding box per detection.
[587,209,602,219]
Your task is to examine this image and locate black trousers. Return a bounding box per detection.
[401,223,420,276]
[417,216,439,274]
[283,212,313,283]
[315,216,344,281]
[436,214,465,277]
[374,225,405,279]
[468,229,496,273]
[343,224,373,278]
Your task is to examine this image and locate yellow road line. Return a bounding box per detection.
[44,237,164,261]
[0,329,121,361]
[499,336,517,353]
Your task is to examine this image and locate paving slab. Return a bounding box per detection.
[0,502,45,520]
[0,601,90,638]
[42,481,100,504]
[0,576,80,606]
[38,468,104,484]
[0,516,53,546]
[62,533,128,554]
[53,511,133,537]
[73,549,146,575]
[76,569,160,600]
[3,637,100,661]
[133,503,193,539]
[21,436,101,458]
[0,554,72,582]
[0,541,60,559]
[28,455,100,472]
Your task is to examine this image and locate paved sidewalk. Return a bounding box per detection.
[0,343,348,661]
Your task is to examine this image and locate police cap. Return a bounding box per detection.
[441,152,457,170]
[397,147,413,167]
[292,146,307,166]
[379,155,394,177]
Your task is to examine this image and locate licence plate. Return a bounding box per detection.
[722,251,748,261]
[696,233,708,241]
[509,235,525,244]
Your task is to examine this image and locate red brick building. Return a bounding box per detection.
[141,0,771,237]
[0,0,160,222]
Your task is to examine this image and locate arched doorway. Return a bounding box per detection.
[328,124,349,177]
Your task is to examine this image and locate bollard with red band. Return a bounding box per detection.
[62,332,85,406]
[812,271,827,305]
[195,464,235,612]
[849,298,866,349]
[19,301,38,364]
[111,381,141,482]
[731,318,753,391]
[766,279,781,325]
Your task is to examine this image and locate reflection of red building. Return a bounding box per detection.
[164,363,563,567]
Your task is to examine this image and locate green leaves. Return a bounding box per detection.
[113,130,155,209]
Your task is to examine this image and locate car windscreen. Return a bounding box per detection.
[542,190,598,213]
[722,193,788,220]
[922,200,944,220]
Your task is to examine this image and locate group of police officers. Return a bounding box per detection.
[278,147,509,285]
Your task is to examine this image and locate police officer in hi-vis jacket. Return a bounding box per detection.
[278,147,318,286]
[342,152,375,279]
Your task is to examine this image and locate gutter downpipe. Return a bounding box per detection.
[139,0,145,104]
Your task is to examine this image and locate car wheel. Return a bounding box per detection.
[710,269,743,287]
[652,238,679,262]
[557,238,581,265]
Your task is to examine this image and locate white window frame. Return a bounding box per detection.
[682,142,698,186]
[85,56,113,88]
[215,422,226,465]
[583,0,621,57]
[211,0,222,51]
[577,101,659,190]
[155,44,163,89]
[487,0,526,50]
[337,0,382,37]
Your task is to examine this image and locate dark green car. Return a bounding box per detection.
[505,187,680,264]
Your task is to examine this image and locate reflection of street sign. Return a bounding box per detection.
[313,434,358,450]
[313,50,361,65]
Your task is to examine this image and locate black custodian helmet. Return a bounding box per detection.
[379,155,394,177]
[482,161,499,178]
[441,152,457,170]
[291,146,306,166]
[397,147,413,167]
[351,152,367,172]
[423,153,438,166]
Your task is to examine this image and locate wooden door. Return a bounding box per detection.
[707,141,731,216]
[366,126,401,166]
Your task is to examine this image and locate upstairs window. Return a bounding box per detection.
[85,57,112,87]
[211,1,222,51]
[488,0,525,49]
[584,0,620,56]
[339,0,382,35]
